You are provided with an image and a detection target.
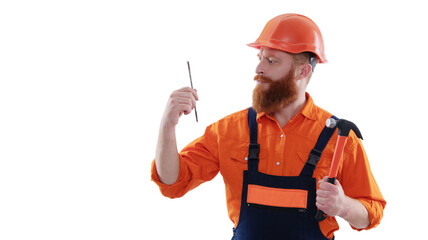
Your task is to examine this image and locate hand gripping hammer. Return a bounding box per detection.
[315,118,363,222]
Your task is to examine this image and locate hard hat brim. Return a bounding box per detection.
[247,41,328,64]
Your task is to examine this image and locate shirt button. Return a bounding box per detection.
[245,157,248,161]
[276,162,280,166]
[280,134,284,138]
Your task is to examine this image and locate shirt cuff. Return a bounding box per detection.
[150,156,188,198]
[351,198,386,231]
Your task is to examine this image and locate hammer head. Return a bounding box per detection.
[326,118,363,139]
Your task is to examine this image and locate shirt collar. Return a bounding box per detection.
[300,92,318,120]
[256,92,318,121]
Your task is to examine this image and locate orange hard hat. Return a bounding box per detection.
[248,13,327,63]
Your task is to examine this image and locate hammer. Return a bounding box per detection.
[315,118,363,222]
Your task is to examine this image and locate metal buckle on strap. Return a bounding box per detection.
[307,149,322,167]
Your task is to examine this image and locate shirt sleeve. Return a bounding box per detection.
[151,123,220,199]
[338,132,387,230]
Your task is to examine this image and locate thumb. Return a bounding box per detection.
[318,176,328,184]
[334,179,341,187]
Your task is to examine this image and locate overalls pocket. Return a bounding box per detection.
[244,184,308,238]
[247,184,308,212]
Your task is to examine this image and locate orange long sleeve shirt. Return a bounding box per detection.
[151,93,386,238]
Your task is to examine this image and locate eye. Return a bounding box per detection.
[266,58,275,64]
[257,56,276,64]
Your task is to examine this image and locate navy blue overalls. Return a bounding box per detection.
[232,108,337,240]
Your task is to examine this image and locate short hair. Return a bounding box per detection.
[293,52,318,83]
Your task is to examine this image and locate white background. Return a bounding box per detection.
[1,0,427,239]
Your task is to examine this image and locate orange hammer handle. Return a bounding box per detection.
[315,135,348,222]
[328,135,347,180]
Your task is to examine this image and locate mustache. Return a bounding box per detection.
[254,75,274,84]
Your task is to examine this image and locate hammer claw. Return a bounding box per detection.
[352,124,363,140]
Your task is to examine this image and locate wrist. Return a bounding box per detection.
[338,196,370,229]
[338,196,352,220]
[160,115,178,131]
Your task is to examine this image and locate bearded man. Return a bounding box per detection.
[151,14,386,240]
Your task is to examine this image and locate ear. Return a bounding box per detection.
[295,63,312,81]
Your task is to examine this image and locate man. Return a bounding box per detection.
[151,14,386,239]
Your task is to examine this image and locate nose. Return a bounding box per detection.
[256,61,264,75]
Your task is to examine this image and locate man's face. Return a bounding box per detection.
[255,47,295,82]
[252,47,298,113]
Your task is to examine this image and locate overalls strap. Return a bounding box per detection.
[299,115,338,177]
[247,107,260,172]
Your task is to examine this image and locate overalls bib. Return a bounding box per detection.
[232,108,337,240]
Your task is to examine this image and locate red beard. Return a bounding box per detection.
[252,70,298,114]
